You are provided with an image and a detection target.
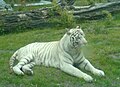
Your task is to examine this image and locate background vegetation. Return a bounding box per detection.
[0,0,120,87]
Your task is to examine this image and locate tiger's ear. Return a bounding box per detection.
[76,26,80,29]
[66,28,71,35]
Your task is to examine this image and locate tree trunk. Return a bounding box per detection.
[71,1,120,19]
[0,1,120,34]
[0,8,51,34]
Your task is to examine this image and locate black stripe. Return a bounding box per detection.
[22,61,26,64]
[75,53,80,59]
[84,63,88,70]
[20,67,23,71]
[78,58,85,65]
[61,43,73,62]
[78,56,84,63]
[28,64,32,68]
[73,56,85,67]
[20,60,27,65]
[24,58,30,63]
[73,56,84,67]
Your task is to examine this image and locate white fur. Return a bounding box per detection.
[9,26,105,82]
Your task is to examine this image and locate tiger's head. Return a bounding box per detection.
[66,26,87,48]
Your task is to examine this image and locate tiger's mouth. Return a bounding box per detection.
[77,40,87,46]
[73,41,83,47]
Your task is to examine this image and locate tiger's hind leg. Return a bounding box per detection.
[22,62,35,75]
[13,55,33,75]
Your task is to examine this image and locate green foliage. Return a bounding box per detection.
[49,0,75,28]
[0,21,5,35]
[102,10,113,21]
[80,11,116,35]
[75,0,108,6]
[0,4,119,87]
[102,10,114,27]
[87,0,95,5]
[59,9,75,28]
[1,0,120,35]
[5,0,41,3]
[0,19,120,86]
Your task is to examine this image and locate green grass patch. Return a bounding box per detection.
[1,1,120,86]
[0,18,120,86]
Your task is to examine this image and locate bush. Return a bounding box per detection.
[48,0,75,28]
[102,10,114,27]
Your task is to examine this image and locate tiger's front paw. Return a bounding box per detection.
[22,66,33,75]
[83,74,93,82]
[13,66,24,75]
[93,69,105,77]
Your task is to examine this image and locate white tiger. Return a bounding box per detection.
[9,26,105,82]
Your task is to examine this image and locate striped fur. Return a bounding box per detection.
[9,26,105,82]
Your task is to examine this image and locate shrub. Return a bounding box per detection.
[48,0,75,28]
[102,10,114,27]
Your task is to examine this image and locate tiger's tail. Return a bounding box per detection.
[9,51,18,73]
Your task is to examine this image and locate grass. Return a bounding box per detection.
[0,15,120,87]
[0,0,120,87]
